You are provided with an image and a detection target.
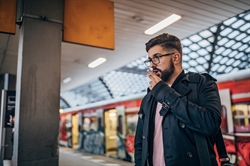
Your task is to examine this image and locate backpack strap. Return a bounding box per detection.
[215,130,231,163]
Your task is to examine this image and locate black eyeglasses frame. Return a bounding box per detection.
[144,52,175,67]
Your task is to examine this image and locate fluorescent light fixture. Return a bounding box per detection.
[88,57,107,68]
[144,14,182,35]
[62,77,72,84]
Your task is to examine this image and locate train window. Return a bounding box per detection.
[232,103,250,132]
[126,114,138,136]
[83,117,97,132]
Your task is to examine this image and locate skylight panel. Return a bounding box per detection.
[183,54,190,61]
[239,44,248,51]
[232,20,245,29]
[189,52,199,59]
[190,35,202,42]
[225,40,235,47]
[236,33,247,41]
[228,31,240,39]
[218,38,228,45]
[222,49,232,56]
[235,52,244,59]
[233,60,241,67]
[199,30,213,38]
[226,59,234,66]
[218,65,226,73]
[209,26,217,33]
[183,47,191,54]
[208,36,215,43]
[228,51,238,58]
[224,67,233,73]
[198,40,210,47]
[211,64,220,71]
[223,17,237,25]
[242,36,249,43]
[215,47,225,54]
[220,57,229,64]
[220,28,233,36]
[213,56,223,63]
[189,60,198,66]
[232,42,242,49]
[240,23,249,31]
[196,57,207,64]
[181,39,192,46]
[195,65,206,72]
[189,44,200,51]
[197,49,208,56]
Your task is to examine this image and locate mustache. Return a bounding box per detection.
[152,68,161,73]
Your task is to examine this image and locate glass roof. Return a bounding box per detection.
[60,10,250,109]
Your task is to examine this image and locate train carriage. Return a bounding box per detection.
[59,69,250,166]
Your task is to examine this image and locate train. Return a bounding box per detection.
[59,69,250,166]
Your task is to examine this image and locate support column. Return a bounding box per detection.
[14,1,63,165]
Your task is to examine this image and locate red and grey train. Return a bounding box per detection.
[59,69,250,166]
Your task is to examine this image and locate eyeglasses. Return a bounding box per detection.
[144,52,175,67]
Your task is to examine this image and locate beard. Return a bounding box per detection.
[153,59,175,82]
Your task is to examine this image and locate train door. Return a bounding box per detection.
[72,114,79,148]
[96,109,104,132]
[125,111,139,162]
[65,114,72,147]
[77,112,83,148]
[116,106,126,159]
[104,109,117,156]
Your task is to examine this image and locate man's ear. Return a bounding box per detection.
[173,53,181,64]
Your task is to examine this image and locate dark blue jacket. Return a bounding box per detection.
[134,71,221,166]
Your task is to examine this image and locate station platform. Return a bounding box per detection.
[59,147,134,166]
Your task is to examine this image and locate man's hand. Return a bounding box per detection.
[147,70,161,90]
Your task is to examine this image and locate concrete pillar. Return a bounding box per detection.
[14,0,63,165]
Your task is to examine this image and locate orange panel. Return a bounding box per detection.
[0,0,16,34]
[63,0,114,50]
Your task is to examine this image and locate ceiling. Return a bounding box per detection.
[0,0,249,94]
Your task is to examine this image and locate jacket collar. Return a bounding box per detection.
[172,70,191,96]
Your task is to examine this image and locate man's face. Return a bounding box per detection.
[147,45,175,82]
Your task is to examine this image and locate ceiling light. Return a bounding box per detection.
[88,57,107,68]
[144,14,182,35]
[62,77,72,84]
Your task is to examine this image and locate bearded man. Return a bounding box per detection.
[134,33,222,166]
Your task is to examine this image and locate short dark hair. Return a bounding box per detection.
[145,33,182,55]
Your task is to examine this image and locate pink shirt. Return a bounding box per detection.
[153,102,165,166]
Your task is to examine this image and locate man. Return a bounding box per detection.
[134,33,221,166]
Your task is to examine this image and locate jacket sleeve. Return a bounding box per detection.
[134,106,144,166]
[151,74,221,136]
